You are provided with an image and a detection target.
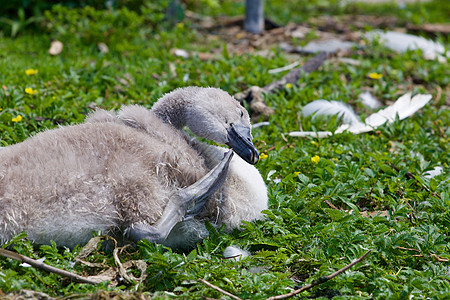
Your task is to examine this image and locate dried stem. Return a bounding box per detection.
[262,52,328,93]
[324,199,339,210]
[395,246,421,253]
[0,248,100,285]
[265,250,372,300]
[198,278,243,300]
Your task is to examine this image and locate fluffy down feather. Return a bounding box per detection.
[0,87,268,249]
[302,100,361,125]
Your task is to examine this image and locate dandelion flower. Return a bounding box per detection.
[259,153,268,160]
[25,69,38,76]
[12,115,23,122]
[25,87,37,95]
[368,72,382,79]
[311,155,320,164]
[285,83,293,89]
[294,171,301,175]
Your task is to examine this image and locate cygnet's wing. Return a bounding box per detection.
[126,150,233,243]
[183,151,233,219]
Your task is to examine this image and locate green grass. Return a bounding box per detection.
[194,0,450,25]
[1,1,449,299]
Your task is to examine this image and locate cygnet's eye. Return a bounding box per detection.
[240,110,244,118]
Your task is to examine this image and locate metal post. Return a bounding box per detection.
[244,0,264,34]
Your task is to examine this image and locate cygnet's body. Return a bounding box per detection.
[0,87,267,249]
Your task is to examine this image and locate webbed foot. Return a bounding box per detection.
[127,150,233,243]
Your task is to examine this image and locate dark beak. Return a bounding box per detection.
[226,123,259,165]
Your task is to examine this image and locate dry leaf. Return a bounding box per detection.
[86,267,119,285]
[75,235,114,268]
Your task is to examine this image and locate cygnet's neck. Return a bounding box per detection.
[152,87,200,129]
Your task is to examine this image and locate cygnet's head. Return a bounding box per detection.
[185,88,259,165]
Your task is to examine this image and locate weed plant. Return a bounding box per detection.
[0,0,449,299]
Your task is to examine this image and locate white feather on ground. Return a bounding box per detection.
[423,166,444,179]
[252,121,270,128]
[302,100,361,125]
[364,93,432,127]
[365,30,448,62]
[223,246,250,261]
[359,91,382,109]
[290,93,432,137]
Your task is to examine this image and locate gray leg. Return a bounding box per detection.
[127,150,234,243]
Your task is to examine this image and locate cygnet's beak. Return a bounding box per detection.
[226,123,259,165]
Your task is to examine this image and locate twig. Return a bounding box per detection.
[395,246,421,253]
[394,247,449,262]
[434,85,442,105]
[389,162,441,199]
[113,245,133,283]
[198,278,243,300]
[234,52,328,121]
[268,61,300,74]
[265,250,372,300]
[0,248,99,285]
[389,163,414,180]
[324,200,338,210]
[404,200,418,224]
[431,253,450,262]
[263,52,328,93]
[406,23,450,36]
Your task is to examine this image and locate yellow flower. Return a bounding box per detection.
[12,115,23,122]
[311,155,320,164]
[285,83,293,89]
[259,153,268,160]
[25,69,38,76]
[25,87,37,95]
[368,72,382,79]
[294,171,301,175]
